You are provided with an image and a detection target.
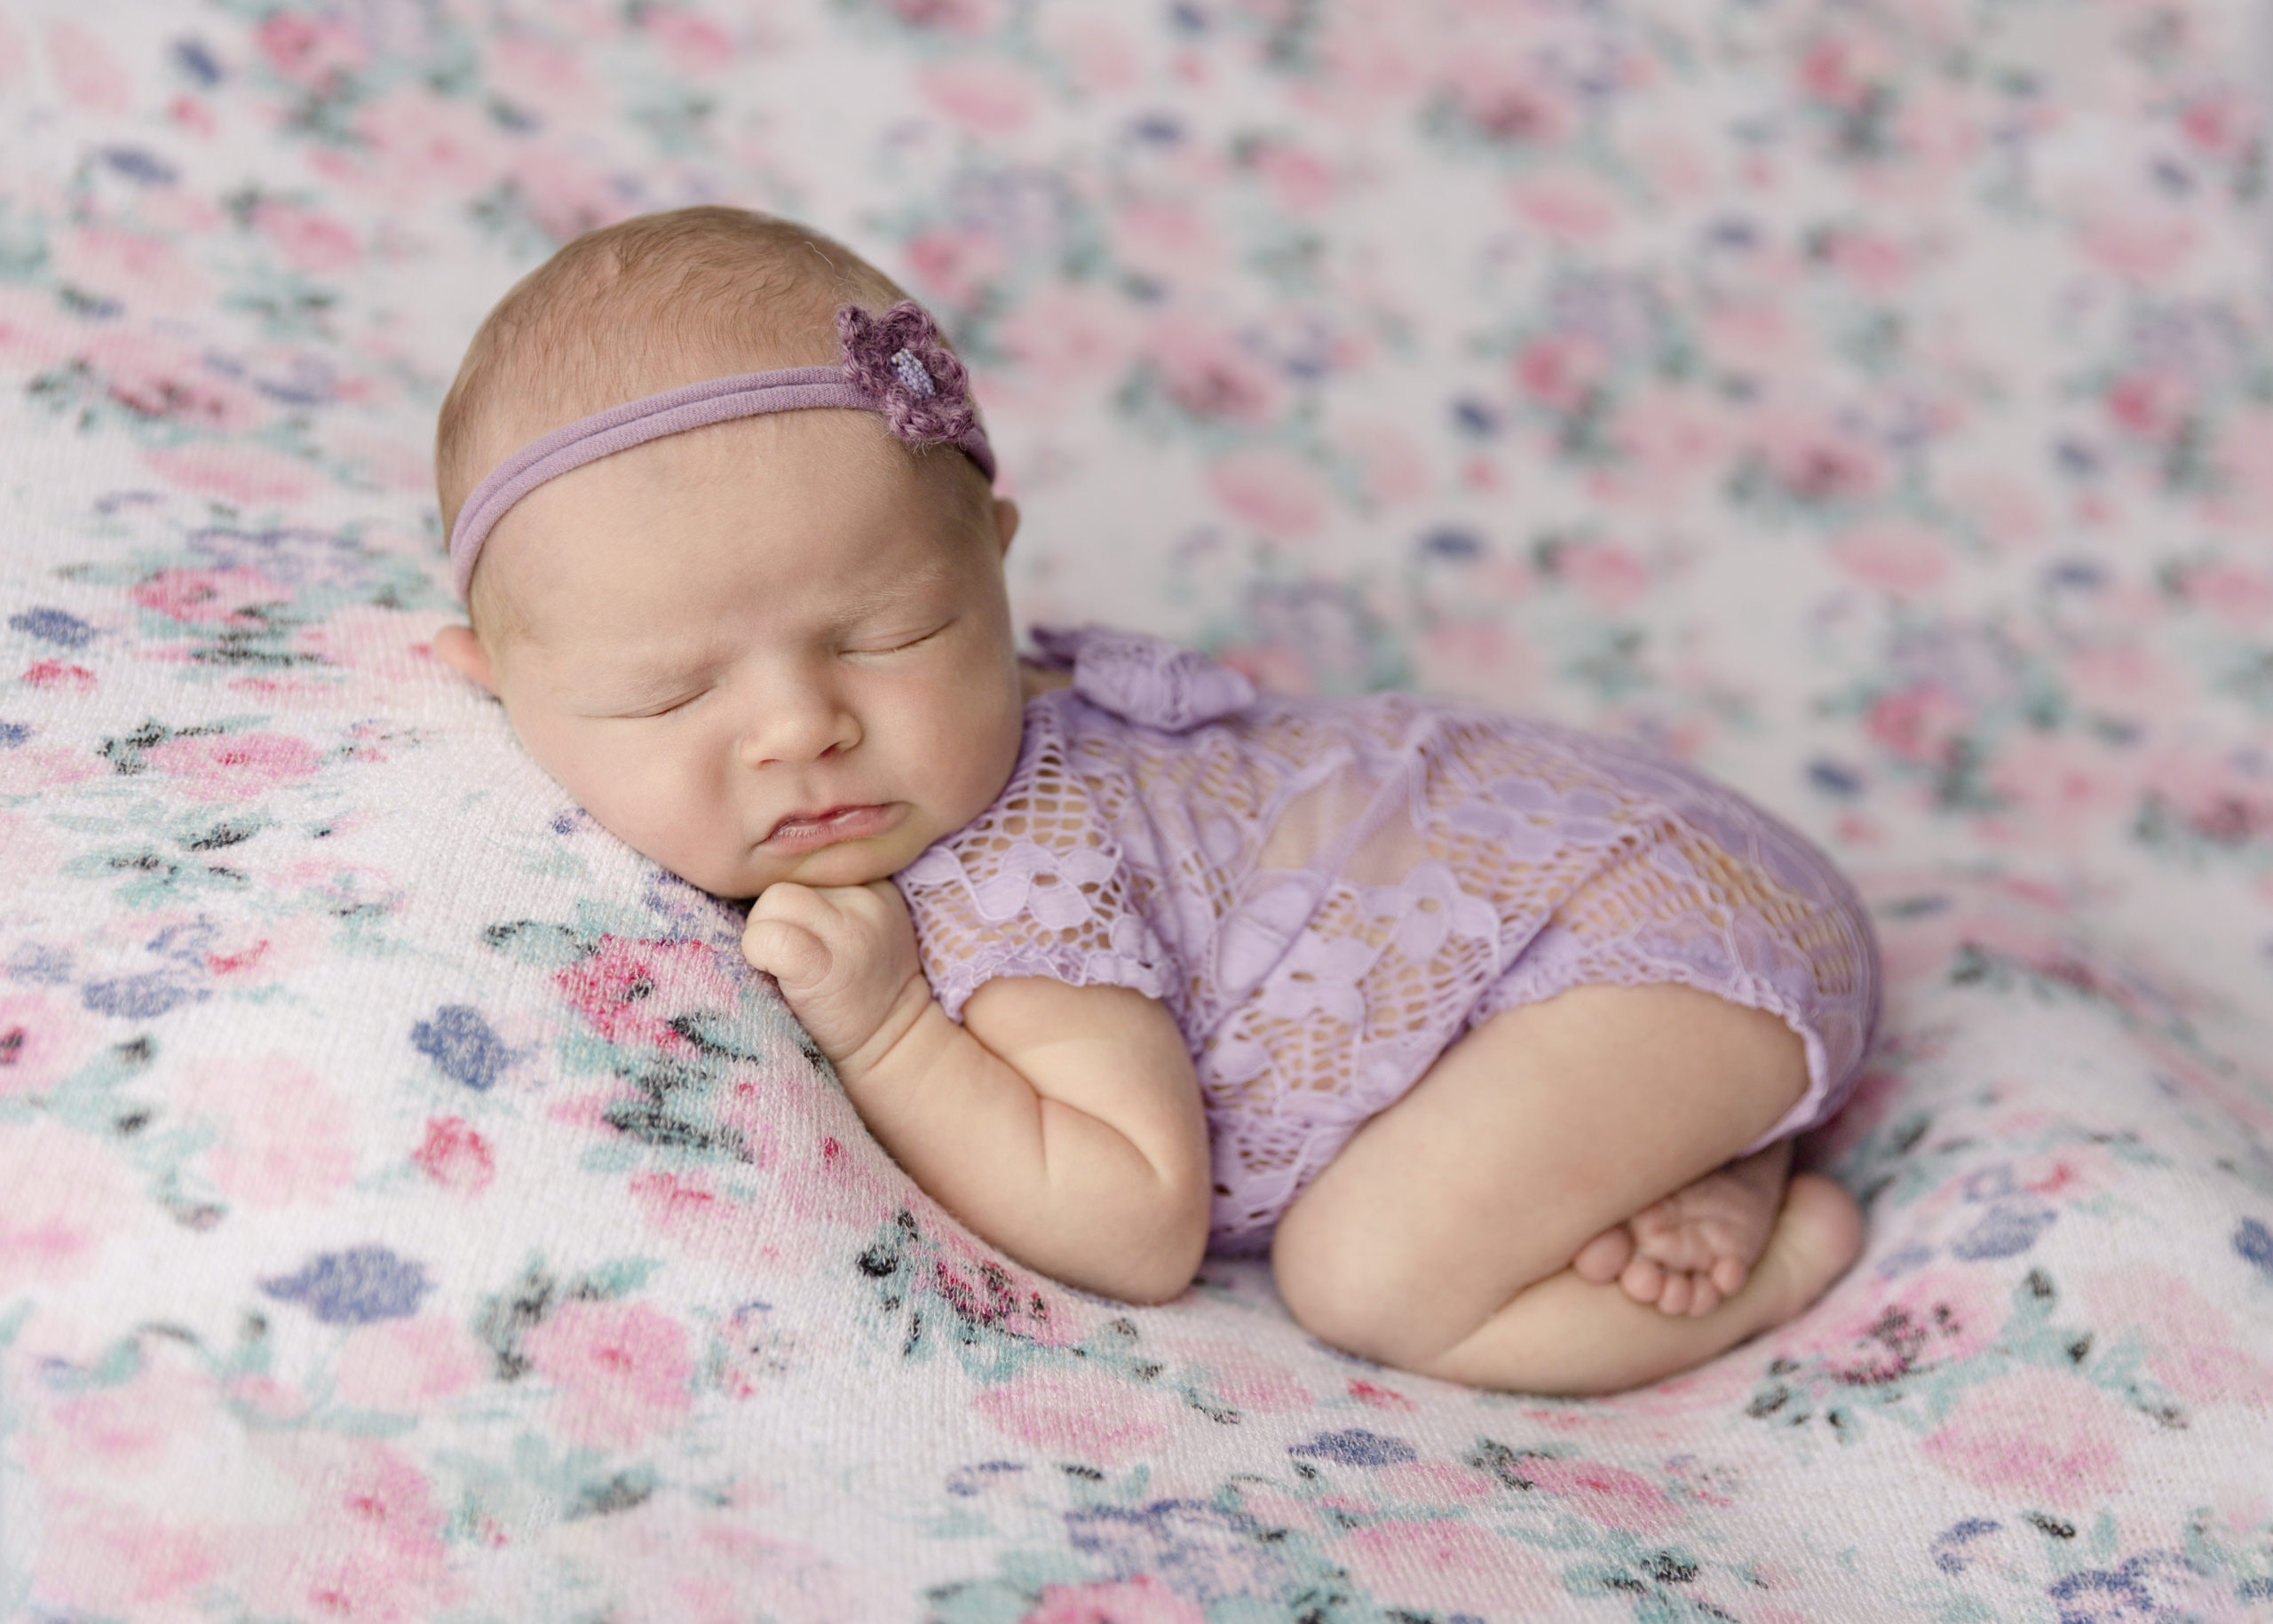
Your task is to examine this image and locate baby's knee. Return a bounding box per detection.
[1271,1217,1452,1371]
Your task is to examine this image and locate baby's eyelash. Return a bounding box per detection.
[858,621,949,655]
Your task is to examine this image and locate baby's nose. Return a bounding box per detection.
[737,682,859,767]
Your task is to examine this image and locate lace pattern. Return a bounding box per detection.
[896,626,1881,1253]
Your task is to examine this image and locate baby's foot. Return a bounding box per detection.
[1571,1140,1794,1317]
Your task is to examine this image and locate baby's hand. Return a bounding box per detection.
[742,881,927,1073]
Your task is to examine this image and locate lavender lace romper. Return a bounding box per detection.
[896,626,1881,1255]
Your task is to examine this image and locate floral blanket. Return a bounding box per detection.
[4,1,2271,1618]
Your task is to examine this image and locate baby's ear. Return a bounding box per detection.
[992,495,1020,557]
[432,624,498,695]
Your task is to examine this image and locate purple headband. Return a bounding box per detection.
[447,301,998,603]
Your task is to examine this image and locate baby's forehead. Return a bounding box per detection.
[473,408,987,637]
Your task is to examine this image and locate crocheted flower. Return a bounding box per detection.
[836,300,978,447]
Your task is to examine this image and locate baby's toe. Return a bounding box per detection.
[1709,1255,1749,1298]
[1683,1277,1723,1317]
[1618,1255,1667,1305]
[1657,1271,1694,1316]
[1572,1225,1635,1285]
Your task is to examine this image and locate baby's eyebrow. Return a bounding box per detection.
[828,562,958,623]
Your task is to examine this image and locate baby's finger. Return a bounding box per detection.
[741,915,831,990]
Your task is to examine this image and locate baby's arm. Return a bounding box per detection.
[742,881,1211,1303]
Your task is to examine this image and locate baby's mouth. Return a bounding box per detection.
[760,804,899,852]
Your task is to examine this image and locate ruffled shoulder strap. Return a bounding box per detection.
[1029,623,1256,733]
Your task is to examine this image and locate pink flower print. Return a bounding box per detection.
[1944,465,2050,551]
[0,283,75,371]
[904,224,1011,310]
[1984,730,2140,844]
[2064,642,2190,725]
[1517,1456,1680,1534]
[1111,197,1224,287]
[335,1316,485,1413]
[1753,412,1889,505]
[83,329,265,429]
[0,1120,137,1291]
[1507,170,1620,242]
[2178,560,2273,629]
[2145,743,2273,845]
[130,566,281,624]
[1795,31,1893,112]
[235,1438,455,1620]
[178,1054,356,1209]
[1208,447,1331,540]
[1777,1263,2003,1382]
[251,201,360,273]
[1146,312,1287,426]
[147,730,321,803]
[1445,50,1576,145]
[52,226,206,314]
[352,88,508,199]
[2103,369,2192,443]
[971,1370,1176,1464]
[629,1170,774,1266]
[1511,331,1609,412]
[1921,1373,2126,1507]
[2079,1267,2273,1409]
[554,935,743,1050]
[1251,139,1338,212]
[141,441,319,503]
[2180,87,2257,158]
[1337,1519,1558,1615]
[484,31,599,118]
[885,0,1008,34]
[2211,408,2273,519]
[523,1299,694,1450]
[917,56,1040,134]
[1163,1337,1312,1413]
[1828,519,1953,595]
[1556,540,1652,610]
[1000,282,1139,393]
[508,147,632,242]
[1022,1576,1206,1624]
[2074,190,2198,282]
[1608,384,1732,506]
[254,12,370,87]
[1865,683,1968,766]
[42,21,131,113]
[639,7,735,75]
[0,988,96,1096]
[412,1114,495,1196]
[1823,227,1913,295]
[32,1502,217,1615]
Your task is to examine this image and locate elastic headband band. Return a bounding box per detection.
[447,300,997,603]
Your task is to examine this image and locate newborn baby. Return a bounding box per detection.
[433,205,1880,1396]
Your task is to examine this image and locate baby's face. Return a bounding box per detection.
[450,409,1026,898]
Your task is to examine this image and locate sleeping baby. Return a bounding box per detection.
[432,205,1881,1396]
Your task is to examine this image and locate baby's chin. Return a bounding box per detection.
[676,838,910,900]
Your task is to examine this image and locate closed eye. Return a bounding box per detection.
[851,619,951,656]
[615,685,709,718]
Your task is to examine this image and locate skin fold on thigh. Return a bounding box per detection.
[1268,980,1811,1373]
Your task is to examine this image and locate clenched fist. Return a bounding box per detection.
[741,880,930,1074]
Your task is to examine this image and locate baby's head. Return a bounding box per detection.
[432,206,1025,899]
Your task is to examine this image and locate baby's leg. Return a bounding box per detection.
[1270,983,1862,1396]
